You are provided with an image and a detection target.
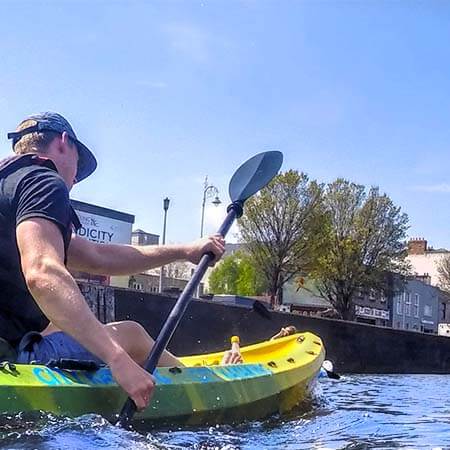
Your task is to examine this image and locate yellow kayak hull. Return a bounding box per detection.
[0,332,324,426]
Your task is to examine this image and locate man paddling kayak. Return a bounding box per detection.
[0,112,226,411]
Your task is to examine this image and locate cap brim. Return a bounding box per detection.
[75,140,97,182]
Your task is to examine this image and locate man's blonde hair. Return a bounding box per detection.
[13,119,60,155]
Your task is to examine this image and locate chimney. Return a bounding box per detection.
[408,238,427,255]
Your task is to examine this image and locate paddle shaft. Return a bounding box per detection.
[117,202,242,427]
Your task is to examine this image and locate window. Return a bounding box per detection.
[380,291,387,303]
[397,321,401,329]
[396,294,403,315]
[405,292,411,316]
[369,289,376,301]
[424,305,432,317]
[414,294,420,318]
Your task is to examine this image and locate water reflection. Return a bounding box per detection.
[0,375,449,449]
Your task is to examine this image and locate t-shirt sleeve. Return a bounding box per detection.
[15,167,72,237]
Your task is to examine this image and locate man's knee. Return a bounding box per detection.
[106,320,153,342]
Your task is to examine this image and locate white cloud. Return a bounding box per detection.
[412,183,450,193]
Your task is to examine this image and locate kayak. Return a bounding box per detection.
[0,332,324,426]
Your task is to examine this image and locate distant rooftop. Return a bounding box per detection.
[224,243,244,257]
[283,279,332,308]
[408,238,449,256]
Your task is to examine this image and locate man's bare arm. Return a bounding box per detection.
[66,233,225,276]
[16,218,154,410]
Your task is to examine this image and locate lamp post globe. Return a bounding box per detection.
[200,176,221,239]
[159,197,170,293]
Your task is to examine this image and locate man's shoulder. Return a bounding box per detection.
[0,155,59,180]
[14,163,62,179]
[0,165,66,207]
[10,164,67,193]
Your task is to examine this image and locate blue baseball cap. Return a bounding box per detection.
[7,112,97,182]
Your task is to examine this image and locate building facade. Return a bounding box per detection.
[353,288,390,327]
[132,229,159,246]
[391,278,439,333]
[281,272,444,334]
[128,272,199,296]
[281,280,334,316]
[128,228,203,296]
[407,238,449,287]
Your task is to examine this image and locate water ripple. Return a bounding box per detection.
[0,375,449,449]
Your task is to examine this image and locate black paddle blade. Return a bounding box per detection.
[252,300,272,320]
[229,151,283,203]
[326,370,341,380]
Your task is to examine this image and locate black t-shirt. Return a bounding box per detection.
[0,155,79,345]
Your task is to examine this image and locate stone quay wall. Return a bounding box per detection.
[80,282,450,374]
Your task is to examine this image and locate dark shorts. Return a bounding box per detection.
[16,331,104,366]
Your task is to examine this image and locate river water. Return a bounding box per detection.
[0,375,448,449]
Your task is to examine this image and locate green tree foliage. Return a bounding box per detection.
[208,251,266,296]
[238,170,322,307]
[310,179,409,320]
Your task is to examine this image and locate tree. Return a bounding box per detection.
[437,255,450,292]
[238,170,322,307]
[165,261,191,280]
[209,254,239,294]
[310,179,409,320]
[208,251,266,296]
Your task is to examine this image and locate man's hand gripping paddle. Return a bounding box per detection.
[117,151,283,428]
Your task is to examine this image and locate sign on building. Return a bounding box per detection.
[70,199,135,285]
[355,305,390,320]
[438,323,450,337]
[76,209,133,244]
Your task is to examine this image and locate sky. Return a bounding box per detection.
[0,1,449,247]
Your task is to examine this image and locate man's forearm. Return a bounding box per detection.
[27,262,126,365]
[68,234,225,276]
[71,242,190,276]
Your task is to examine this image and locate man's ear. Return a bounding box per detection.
[61,131,71,147]
[59,131,73,155]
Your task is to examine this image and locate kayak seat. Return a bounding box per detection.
[0,338,17,363]
[46,358,103,371]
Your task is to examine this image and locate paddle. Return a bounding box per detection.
[116,150,283,428]
[252,299,272,320]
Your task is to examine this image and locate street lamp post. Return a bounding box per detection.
[196,177,221,298]
[200,176,221,238]
[159,197,170,294]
